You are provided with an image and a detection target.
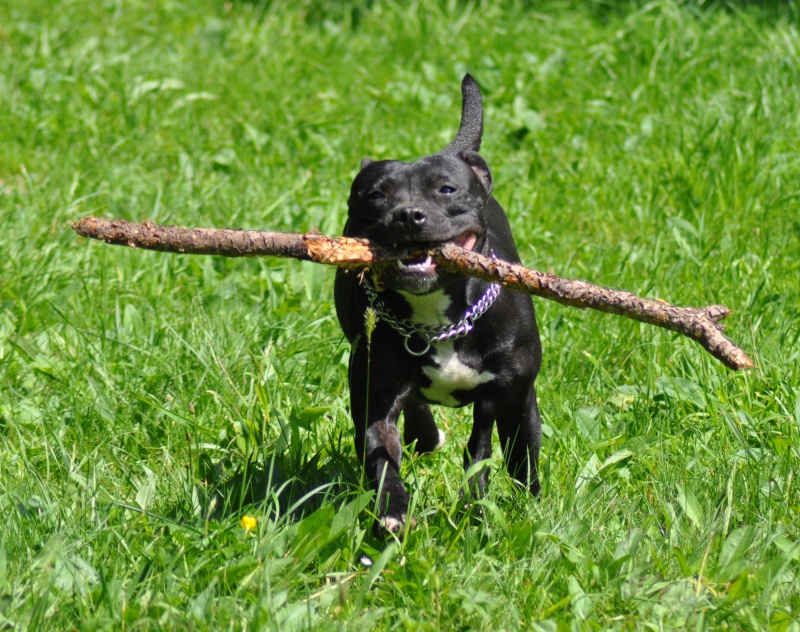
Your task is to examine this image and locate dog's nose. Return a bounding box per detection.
[392,207,427,228]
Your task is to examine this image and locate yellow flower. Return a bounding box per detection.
[240,515,257,531]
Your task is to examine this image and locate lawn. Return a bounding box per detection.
[1,0,799,628]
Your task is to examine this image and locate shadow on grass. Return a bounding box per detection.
[201,444,360,523]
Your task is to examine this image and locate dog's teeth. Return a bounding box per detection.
[396,254,435,272]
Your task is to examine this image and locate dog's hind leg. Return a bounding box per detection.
[402,399,445,454]
[462,399,496,497]
[496,387,542,496]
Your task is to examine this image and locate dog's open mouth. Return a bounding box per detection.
[394,231,479,274]
[453,231,478,251]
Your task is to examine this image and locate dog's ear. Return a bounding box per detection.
[360,157,374,170]
[460,150,492,195]
[441,74,483,156]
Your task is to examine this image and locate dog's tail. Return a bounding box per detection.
[441,74,483,155]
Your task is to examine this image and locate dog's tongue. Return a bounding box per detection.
[454,232,478,251]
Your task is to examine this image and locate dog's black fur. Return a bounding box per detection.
[334,75,542,536]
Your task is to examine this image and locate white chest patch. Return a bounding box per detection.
[398,290,452,326]
[421,341,495,407]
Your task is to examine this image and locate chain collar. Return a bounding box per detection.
[363,275,501,357]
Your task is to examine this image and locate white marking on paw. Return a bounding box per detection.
[382,516,404,533]
[359,555,373,567]
[435,429,446,451]
[421,341,495,407]
[380,514,417,538]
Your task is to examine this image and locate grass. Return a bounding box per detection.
[1,0,799,628]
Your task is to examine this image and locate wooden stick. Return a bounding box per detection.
[70,216,755,371]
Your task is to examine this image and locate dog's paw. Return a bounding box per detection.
[374,513,418,539]
[413,429,447,456]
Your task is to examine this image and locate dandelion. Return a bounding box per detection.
[240,515,257,531]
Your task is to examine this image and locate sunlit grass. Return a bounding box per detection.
[1,0,799,628]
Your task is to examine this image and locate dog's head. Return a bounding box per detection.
[345,75,493,294]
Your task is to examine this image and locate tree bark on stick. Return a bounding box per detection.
[71,216,755,371]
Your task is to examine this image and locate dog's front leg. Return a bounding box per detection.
[349,344,414,537]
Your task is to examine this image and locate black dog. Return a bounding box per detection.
[334,75,542,536]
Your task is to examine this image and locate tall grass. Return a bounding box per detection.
[1,0,799,628]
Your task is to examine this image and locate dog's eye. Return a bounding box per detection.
[439,185,456,194]
[365,190,385,200]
